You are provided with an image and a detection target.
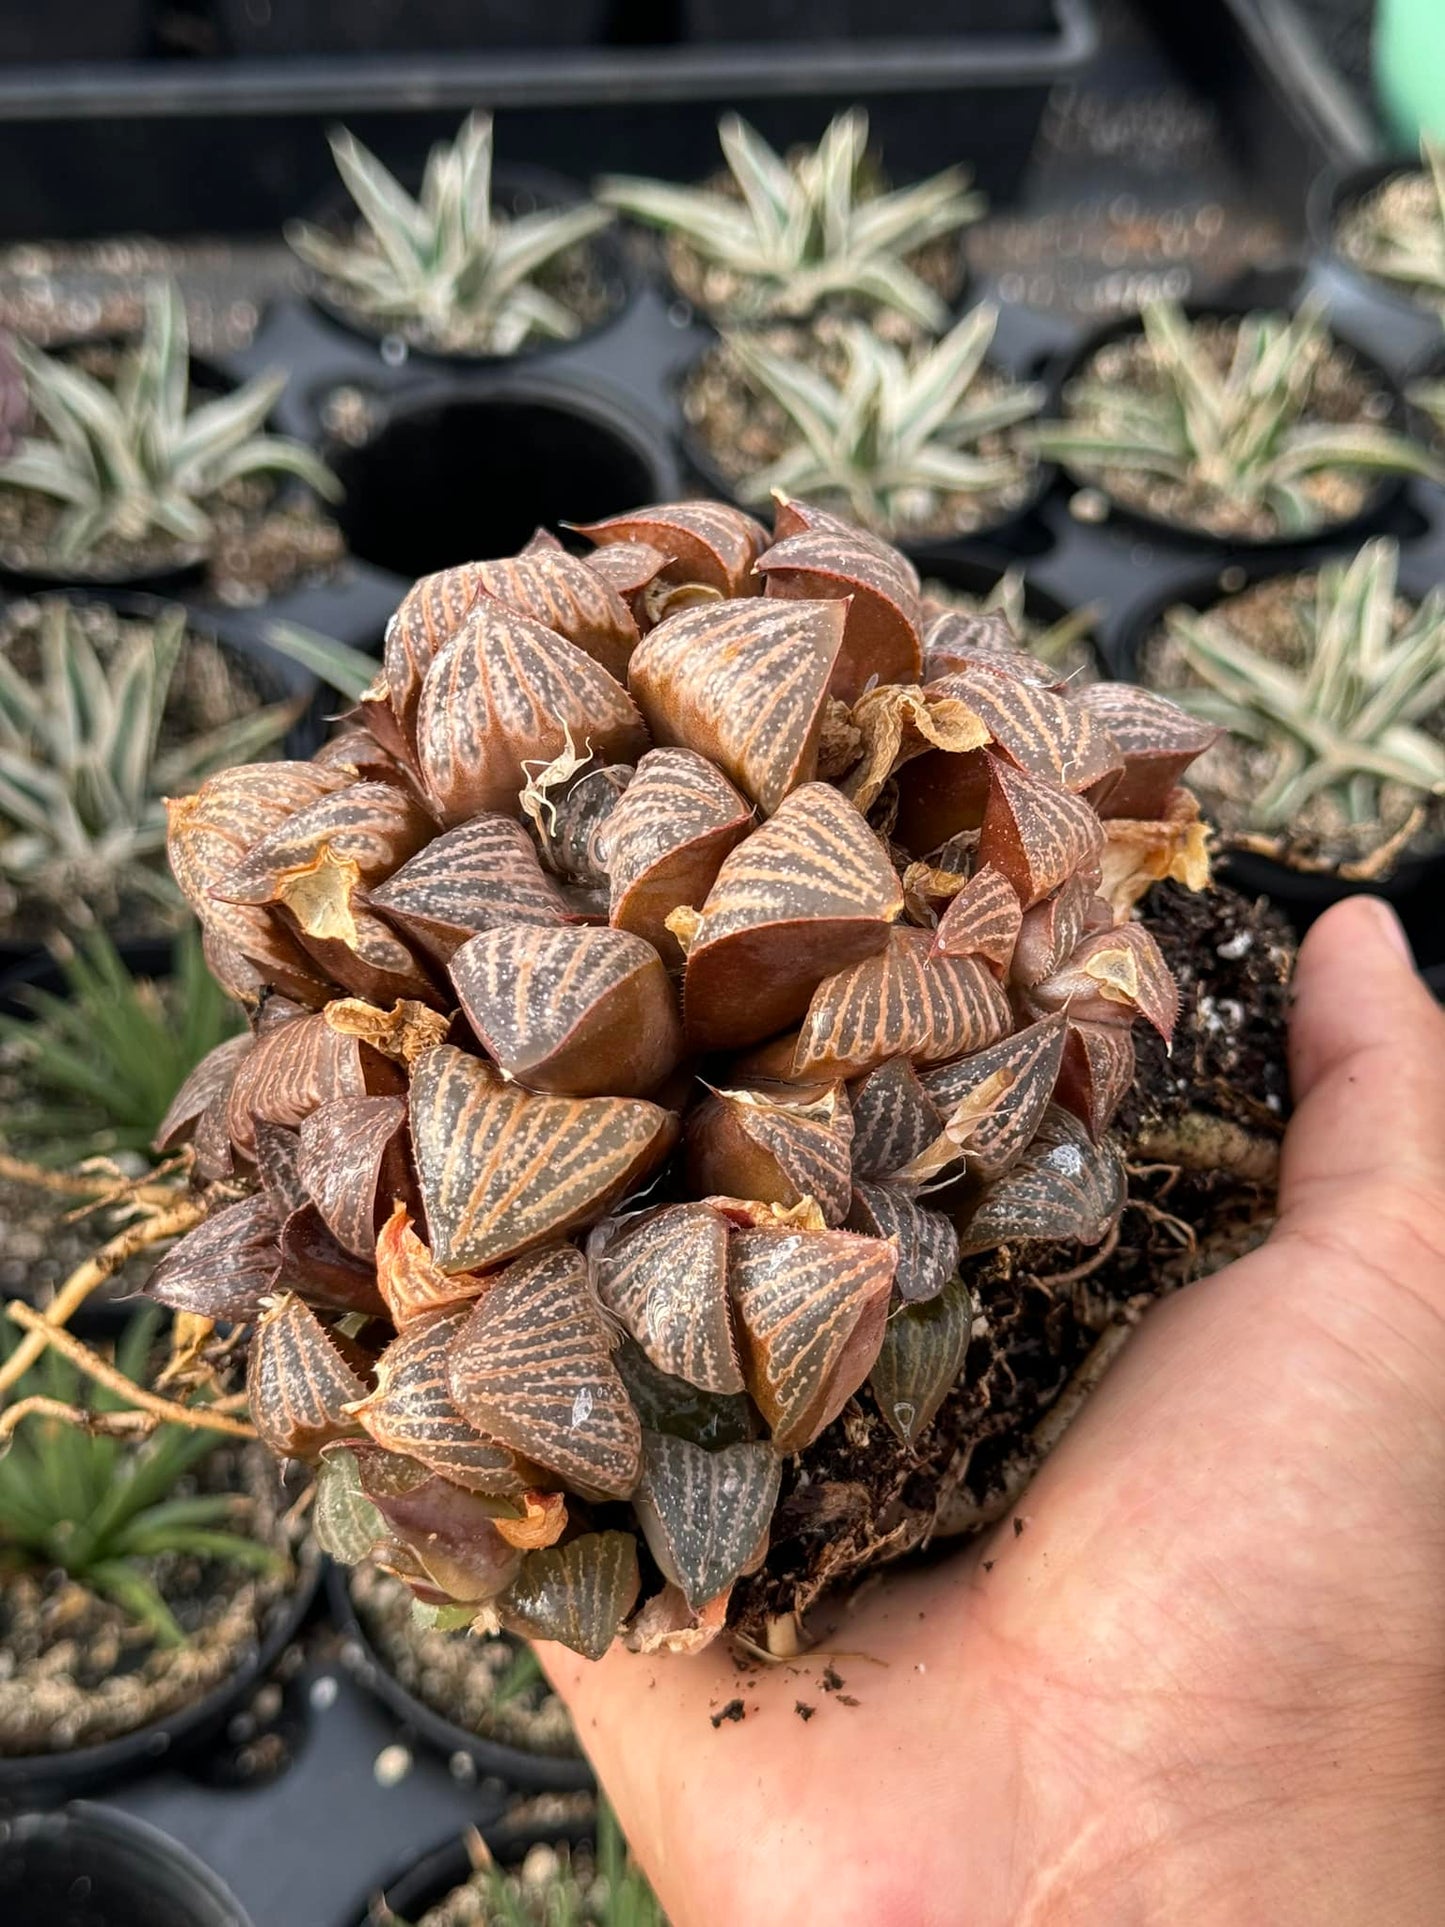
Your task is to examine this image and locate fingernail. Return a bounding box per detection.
[1362,895,1414,965]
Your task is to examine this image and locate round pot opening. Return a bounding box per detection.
[0,1805,252,1927]
[331,390,664,580]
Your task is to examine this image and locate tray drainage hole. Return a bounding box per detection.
[332,392,661,578]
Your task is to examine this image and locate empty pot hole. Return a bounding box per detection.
[334,393,661,579]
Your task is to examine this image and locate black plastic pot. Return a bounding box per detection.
[356,1812,596,1927]
[0,0,147,63]
[1115,550,1445,958]
[299,163,637,374]
[1043,300,1420,553]
[0,1804,253,1927]
[219,0,611,54]
[0,1,1096,239]
[328,1564,595,1794]
[328,374,677,580]
[1304,157,1445,381]
[682,0,1058,36]
[0,1551,323,1806]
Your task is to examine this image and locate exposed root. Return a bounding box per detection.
[0,1395,155,1443]
[0,1196,205,1399]
[0,1151,185,1213]
[1133,1109,1279,1184]
[1,1301,254,1440]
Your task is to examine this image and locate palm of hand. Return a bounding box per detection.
[543,899,1445,1927]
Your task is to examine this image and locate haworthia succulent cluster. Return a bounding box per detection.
[288,110,614,355]
[600,109,982,329]
[0,283,337,565]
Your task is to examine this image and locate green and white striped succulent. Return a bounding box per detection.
[723,304,1042,535]
[599,109,982,329]
[1034,299,1443,539]
[288,111,613,355]
[1337,139,1445,305]
[0,283,337,566]
[1165,537,1445,834]
[0,600,298,921]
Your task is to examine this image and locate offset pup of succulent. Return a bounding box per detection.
[288,111,615,356]
[1334,138,1445,310]
[1034,298,1442,541]
[703,305,1043,540]
[0,599,299,930]
[598,108,981,330]
[1149,536,1445,870]
[0,284,338,571]
[152,497,1220,1660]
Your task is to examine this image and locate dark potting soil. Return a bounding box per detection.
[0,1441,298,1756]
[681,322,1040,544]
[1333,168,1445,317]
[348,1563,579,1761]
[728,878,1293,1644]
[1058,318,1399,541]
[1140,571,1445,871]
[310,223,616,359]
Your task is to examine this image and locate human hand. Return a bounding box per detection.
[540,896,1445,1926]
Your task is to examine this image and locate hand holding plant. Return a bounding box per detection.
[539,897,1445,1926]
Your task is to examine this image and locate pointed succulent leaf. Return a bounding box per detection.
[685,1084,854,1226]
[633,1431,781,1611]
[930,669,1122,795]
[588,1203,743,1394]
[1010,871,1103,989]
[450,923,682,1098]
[354,1447,524,1604]
[214,779,431,910]
[297,1094,411,1258]
[366,813,569,967]
[627,598,846,816]
[847,1055,944,1179]
[728,1224,896,1452]
[252,1118,309,1219]
[847,1182,960,1304]
[681,781,903,1052]
[417,599,648,823]
[225,1009,404,1159]
[956,1106,1125,1255]
[1029,922,1179,1042]
[152,1031,252,1154]
[922,606,1059,689]
[470,546,640,682]
[574,501,769,596]
[313,1444,385,1565]
[409,1044,677,1273]
[599,747,753,965]
[147,1193,280,1319]
[756,516,923,701]
[1055,1018,1136,1140]
[977,756,1107,908]
[497,1530,641,1660]
[919,1012,1068,1183]
[791,926,1012,1080]
[868,1275,975,1447]
[384,561,484,735]
[349,1309,530,1497]
[930,862,1023,972]
[448,1244,643,1499]
[246,1292,370,1460]
[275,1201,388,1318]
[1076,683,1218,819]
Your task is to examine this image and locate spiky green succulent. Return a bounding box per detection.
[0,283,338,566]
[0,1308,284,1647]
[288,111,613,355]
[0,598,299,923]
[1164,536,1445,835]
[599,109,982,329]
[722,304,1042,535]
[1034,299,1444,539]
[1336,139,1445,306]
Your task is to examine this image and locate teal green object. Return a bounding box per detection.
[1376,0,1445,145]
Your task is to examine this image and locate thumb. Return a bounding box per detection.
[1281,893,1445,1218]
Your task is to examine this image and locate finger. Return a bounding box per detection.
[1281,894,1445,1214]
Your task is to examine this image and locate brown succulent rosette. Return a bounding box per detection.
[151,496,1222,1661]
